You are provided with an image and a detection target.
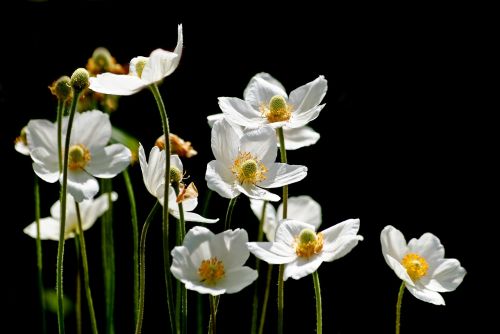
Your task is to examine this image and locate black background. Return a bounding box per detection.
[0,1,492,333]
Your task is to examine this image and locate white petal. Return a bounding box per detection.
[182,226,214,253]
[289,75,327,115]
[287,104,325,129]
[23,217,61,241]
[218,97,264,128]
[65,171,99,202]
[85,144,131,178]
[139,145,166,198]
[249,199,278,241]
[321,219,363,261]
[80,192,118,231]
[240,126,277,165]
[322,219,360,244]
[243,73,288,110]
[386,255,415,286]
[15,142,30,156]
[405,284,445,305]
[26,119,57,154]
[69,110,111,150]
[211,119,240,166]
[206,160,239,199]
[89,73,146,96]
[170,246,199,283]
[182,212,219,224]
[221,267,258,294]
[424,259,466,292]
[246,242,296,264]
[258,163,307,188]
[284,256,324,280]
[282,126,320,150]
[141,49,179,84]
[207,113,224,128]
[278,196,321,229]
[407,232,445,265]
[236,184,280,202]
[275,219,315,245]
[31,148,59,183]
[211,229,250,269]
[171,154,183,173]
[181,197,198,212]
[380,225,408,265]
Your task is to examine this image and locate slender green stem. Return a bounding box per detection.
[101,180,115,334]
[197,190,212,334]
[74,236,82,334]
[56,99,63,173]
[149,83,176,333]
[75,202,99,334]
[277,264,284,334]
[396,281,405,334]
[312,271,322,334]
[34,176,47,334]
[201,189,212,217]
[209,295,217,334]
[57,90,80,334]
[135,201,161,334]
[123,169,139,322]
[251,201,268,334]
[258,264,273,334]
[276,128,288,218]
[224,197,238,230]
[174,185,187,334]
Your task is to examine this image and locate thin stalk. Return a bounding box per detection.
[258,264,273,334]
[312,271,322,334]
[56,99,63,173]
[276,128,288,217]
[174,185,187,334]
[34,176,47,334]
[396,281,405,334]
[101,180,115,334]
[251,201,267,334]
[209,295,217,334]
[197,191,212,334]
[74,236,82,334]
[224,197,238,230]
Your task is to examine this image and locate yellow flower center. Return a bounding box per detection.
[134,57,148,78]
[401,253,429,282]
[198,257,225,285]
[295,228,324,258]
[231,152,267,185]
[68,144,91,171]
[260,95,292,123]
[170,166,183,185]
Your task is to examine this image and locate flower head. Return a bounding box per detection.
[89,25,183,96]
[27,110,132,202]
[171,226,258,295]
[250,196,322,241]
[218,72,327,130]
[24,192,117,240]
[206,119,307,201]
[380,225,466,305]
[247,218,362,280]
[155,133,198,158]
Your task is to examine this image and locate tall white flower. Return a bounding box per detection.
[250,196,322,241]
[89,24,183,96]
[218,72,327,133]
[207,112,320,150]
[206,119,308,202]
[139,144,218,223]
[247,219,362,280]
[24,192,117,240]
[171,226,258,295]
[380,225,466,305]
[27,110,131,202]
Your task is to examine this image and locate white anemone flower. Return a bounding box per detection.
[207,112,320,150]
[250,196,322,241]
[89,24,183,96]
[247,218,362,280]
[170,226,258,295]
[380,225,466,305]
[218,72,327,132]
[206,119,307,202]
[27,110,131,202]
[24,192,117,240]
[139,144,218,223]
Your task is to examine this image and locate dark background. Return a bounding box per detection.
[0,1,491,333]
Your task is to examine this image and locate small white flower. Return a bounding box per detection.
[89,25,183,96]
[249,196,322,241]
[206,119,307,202]
[247,218,362,280]
[171,226,258,295]
[139,144,218,223]
[24,192,118,240]
[207,112,320,150]
[218,72,327,131]
[27,110,131,202]
[380,225,466,305]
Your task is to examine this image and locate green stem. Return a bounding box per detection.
[74,236,82,334]
[57,90,80,334]
[396,281,405,334]
[224,197,238,230]
[135,201,161,334]
[34,176,47,334]
[123,169,139,322]
[75,202,99,334]
[276,128,288,218]
[258,264,273,334]
[201,189,212,217]
[56,99,63,173]
[251,201,268,334]
[312,271,322,334]
[101,180,115,334]
[209,295,217,334]
[198,190,211,334]
[174,186,187,334]
[149,83,176,334]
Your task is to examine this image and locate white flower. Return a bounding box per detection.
[139,144,218,223]
[247,218,362,280]
[24,192,118,240]
[89,24,183,96]
[27,110,131,202]
[170,226,258,295]
[249,196,322,241]
[218,72,327,131]
[380,225,466,305]
[206,119,308,202]
[207,112,320,150]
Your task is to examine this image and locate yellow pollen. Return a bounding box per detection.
[295,229,324,258]
[68,144,91,170]
[231,152,267,185]
[198,257,225,285]
[260,95,292,123]
[401,253,429,282]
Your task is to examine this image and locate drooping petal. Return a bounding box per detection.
[284,255,324,280]
[246,241,296,264]
[206,160,239,199]
[380,225,408,265]
[182,212,219,224]
[207,113,224,128]
[240,126,277,165]
[85,144,131,178]
[211,119,240,166]
[244,73,287,110]
[287,104,325,129]
[141,49,179,84]
[278,196,321,228]
[321,219,363,261]
[68,110,112,150]
[405,284,445,305]
[80,192,118,230]
[218,97,264,128]
[65,171,99,202]
[31,148,59,183]
[289,75,327,115]
[249,199,278,241]
[407,232,445,265]
[275,219,315,245]
[424,259,466,292]
[221,267,258,294]
[258,163,307,188]
[23,217,61,241]
[89,73,146,96]
[282,126,320,150]
[236,184,280,202]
